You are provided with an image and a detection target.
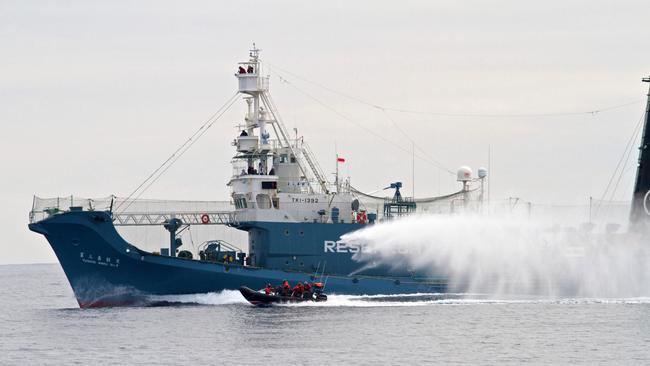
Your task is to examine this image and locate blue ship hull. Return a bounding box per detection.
[29,210,448,308]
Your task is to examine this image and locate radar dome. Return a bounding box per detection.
[457,166,473,182]
[478,167,488,179]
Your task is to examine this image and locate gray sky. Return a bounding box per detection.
[1,0,649,264]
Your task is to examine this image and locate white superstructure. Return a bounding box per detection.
[228,46,356,224]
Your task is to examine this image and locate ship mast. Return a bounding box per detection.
[235,45,330,194]
[630,76,650,231]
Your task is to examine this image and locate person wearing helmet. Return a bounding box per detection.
[264,283,273,295]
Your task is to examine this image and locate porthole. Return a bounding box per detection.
[285,260,289,265]
[394,279,401,285]
[284,229,290,236]
[352,278,359,284]
[299,230,304,236]
[300,262,304,267]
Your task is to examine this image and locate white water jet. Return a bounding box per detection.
[343,213,650,298]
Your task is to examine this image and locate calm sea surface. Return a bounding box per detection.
[1,264,649,365]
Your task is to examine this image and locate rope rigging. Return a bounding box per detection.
[349,185,471,203]
[269,67,456,175]
[265,62,642,118]
[380,108,454,175]
[594,112,646,218]
[117,92,240,212]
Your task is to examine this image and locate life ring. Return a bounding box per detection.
[200,214,210,224]
[356,212,367,224]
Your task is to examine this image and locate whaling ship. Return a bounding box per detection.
[28,47,650,307]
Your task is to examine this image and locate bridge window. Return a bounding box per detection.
[261,181,277,189]
[234,195,247,209]
[256,194,272,209]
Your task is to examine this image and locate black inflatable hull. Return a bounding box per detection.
[239,286,327,305]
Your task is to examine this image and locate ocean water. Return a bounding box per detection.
[1,264,649,365]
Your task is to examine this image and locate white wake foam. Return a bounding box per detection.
[149,290,248,305]
[150,290,650,308]
[281,294,650,307]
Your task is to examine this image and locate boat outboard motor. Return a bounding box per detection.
[163,218,183,257]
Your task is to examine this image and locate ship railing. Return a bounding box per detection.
[30,195,237,226]
[112,211,237,226]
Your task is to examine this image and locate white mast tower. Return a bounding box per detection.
[233,44,328,193]
[229,45,352,224]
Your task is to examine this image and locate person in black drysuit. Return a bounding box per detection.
[302,281,312,299]
[281,280,291,296]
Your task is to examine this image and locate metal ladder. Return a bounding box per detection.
[262,92,330,193]
[301,142,329,193]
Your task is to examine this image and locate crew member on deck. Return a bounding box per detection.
[247,65,254,73]
[240,130,248,136]
[264,283,273,295]
[238,66,246,74]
